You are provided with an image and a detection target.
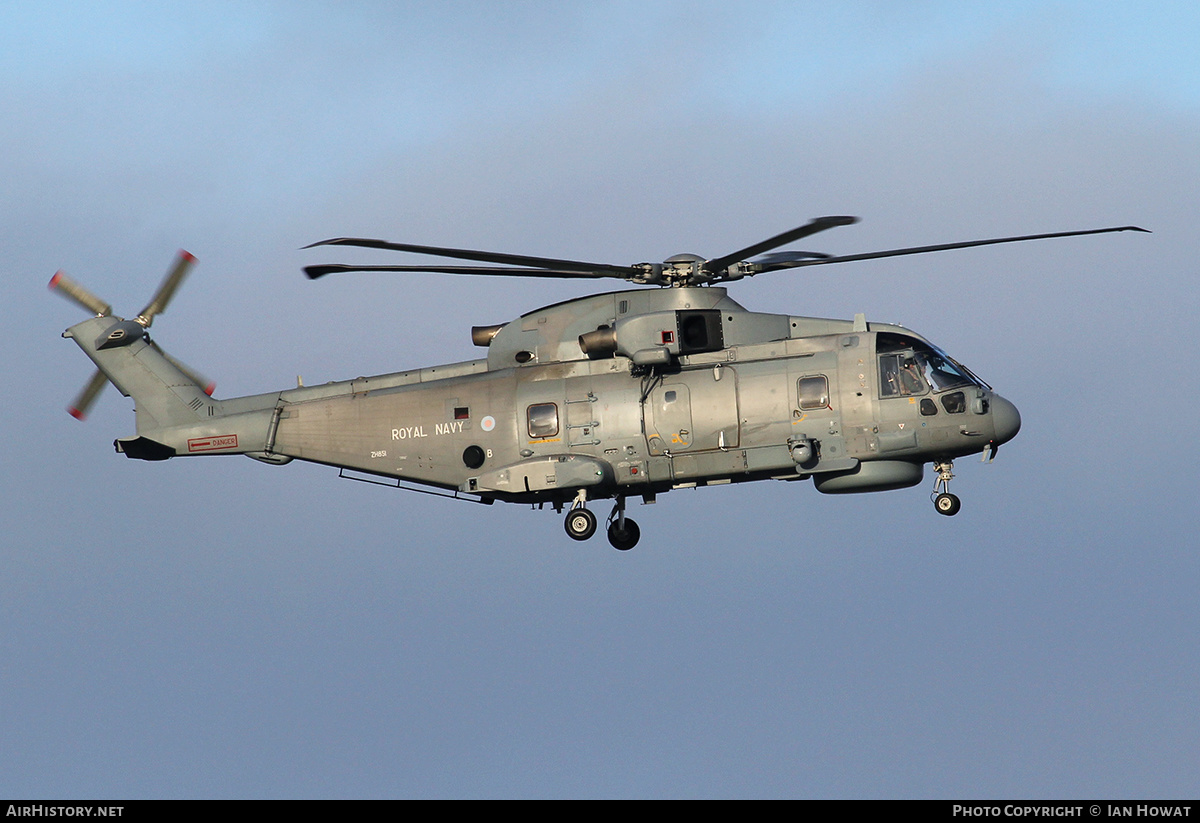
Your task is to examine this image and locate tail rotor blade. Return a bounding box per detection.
[146,338,215,396]
[49,271,111,317]
[67,370,109,420]
[137,250,196,327]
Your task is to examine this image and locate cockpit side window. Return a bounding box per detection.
[879,354,927,397]
[878,334,927,398]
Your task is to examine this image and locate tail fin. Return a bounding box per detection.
[52,250,214,431]
[63,315,215,432]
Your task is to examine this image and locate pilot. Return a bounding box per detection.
[899,357,923,395]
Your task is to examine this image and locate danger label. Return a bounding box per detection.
[188,434,239,452]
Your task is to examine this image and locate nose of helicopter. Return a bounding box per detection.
[990,393,1021,445]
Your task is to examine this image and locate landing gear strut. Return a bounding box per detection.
[564,490,597,540]
[931,460,961,516]
[606,497,640,551]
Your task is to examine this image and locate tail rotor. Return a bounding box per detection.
[52,250,211,419]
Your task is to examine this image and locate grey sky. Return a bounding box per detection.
[3,1,1198,798]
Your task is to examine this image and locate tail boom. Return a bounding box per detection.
[63,315,277,460]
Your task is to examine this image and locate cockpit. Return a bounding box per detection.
[877,332,984,399]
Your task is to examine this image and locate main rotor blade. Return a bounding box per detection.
[49,271,111,316]
[67,369,108,420]
[137,250,196,327]
[755,225,1150,272]
[752,251,833,264]
[305,264,616,280]
[303,237,637,277]
[704,215,859,274]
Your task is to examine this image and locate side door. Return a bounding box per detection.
[644,366,739,454]
[875,345,926,455]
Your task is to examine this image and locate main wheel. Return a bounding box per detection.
[565,508,598,541]
[607,518,641,551]
[934,492,961,516]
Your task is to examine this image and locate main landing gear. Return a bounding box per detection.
[931,460,961,516]
[605,497,640,551]
[563,491,641,550]
[564,507,598,541]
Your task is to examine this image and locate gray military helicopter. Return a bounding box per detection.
[55,217,1145,550]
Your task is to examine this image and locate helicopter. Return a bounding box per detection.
[54,216,1146,550]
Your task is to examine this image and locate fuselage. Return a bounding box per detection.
[252,287,1019,503]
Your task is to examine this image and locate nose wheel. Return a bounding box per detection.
[931,461,961,516]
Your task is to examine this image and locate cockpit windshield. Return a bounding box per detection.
[878,333,979,397]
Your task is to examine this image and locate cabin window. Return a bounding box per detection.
[527,403,559,439]
[798,375,830,410]
[920,398,938,416]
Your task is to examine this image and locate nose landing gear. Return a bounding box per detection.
[931,460,961,516]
